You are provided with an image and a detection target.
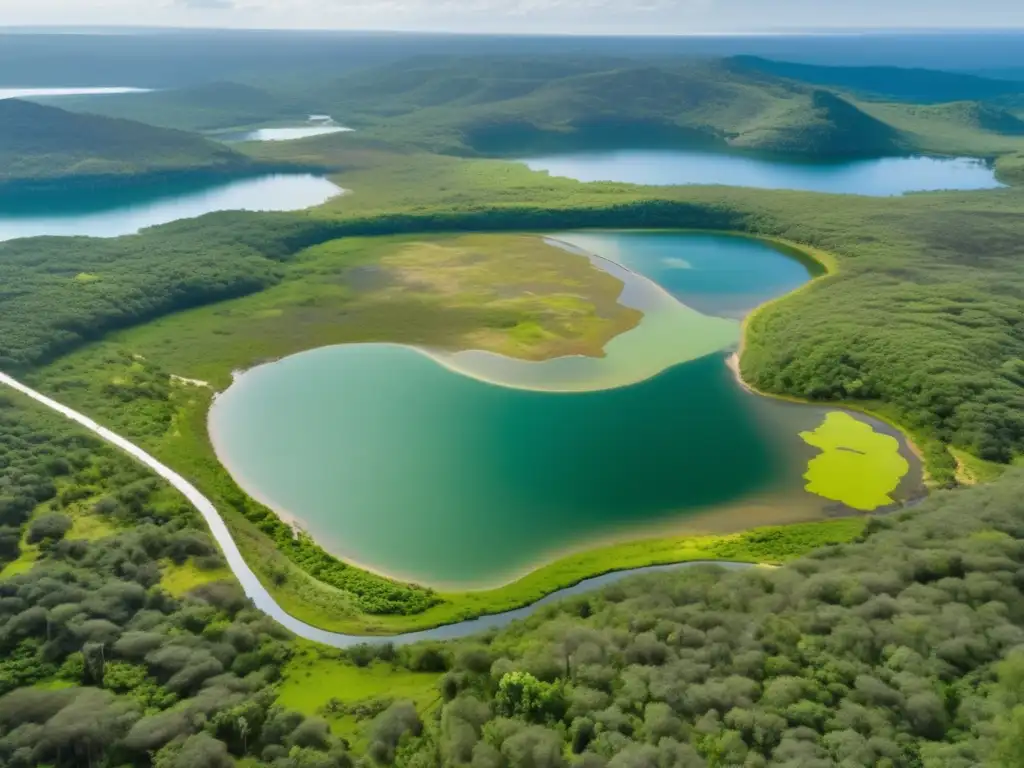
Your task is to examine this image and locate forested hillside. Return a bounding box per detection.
[43,55,1024,162]
[46,82,311,133]
[312,58,909,157]
[0,100,257,187]
[0,221,291,368]
[726,90,902,156]
[728,56,1024,103]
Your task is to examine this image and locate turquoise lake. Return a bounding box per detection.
[521,150,1004,195]
[0,174,342,241]
[209,231,923,588]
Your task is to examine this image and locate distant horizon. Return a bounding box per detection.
[4,25,1024,36]
[1,0,1023,36]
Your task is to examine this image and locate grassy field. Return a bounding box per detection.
[0,477,120,580]
[997,152,1024,184]
[95,233,639,389]
[279,647,443,745]
[159,557,233,597]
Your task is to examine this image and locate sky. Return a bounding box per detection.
[0,0,1022,34]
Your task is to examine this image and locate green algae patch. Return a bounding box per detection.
[800,412,909,510]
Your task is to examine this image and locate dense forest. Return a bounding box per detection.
[726,56,1024,104]
[356,470,1024,768]
[0,392,357,767]
[4,381,1024,765]
[0,214,349,370]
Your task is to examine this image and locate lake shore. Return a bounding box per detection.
[206,233,876,596]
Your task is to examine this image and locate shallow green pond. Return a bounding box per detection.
[209,232,922,587]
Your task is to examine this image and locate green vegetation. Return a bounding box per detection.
[49,81,311,133]
[196,54,1024,161]
[852,100,1024,156]
[6,123,1024,625]
[362,519,867,636]
[304,58,906,158]
[0,215,288,369]
[996,152,1024,184]
[0,387,183,574]
[279,648,442,745]
[36,54,1024,164]
[728,55,1024,103]
[161,558,234,597]
[22,231,854,633]
[6,232,637,380]
[8,372,1024,765]
[0,99,259,189]
[799,412,910,511]
[107,231,645,379]
[0,392,356,767]
[347,470,1024,768]
[5,45,1024,767]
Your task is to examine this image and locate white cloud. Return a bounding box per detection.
[0,0,1020,32]
[173,0,235,8]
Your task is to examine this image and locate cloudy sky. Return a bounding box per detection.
[0,0,1020,33]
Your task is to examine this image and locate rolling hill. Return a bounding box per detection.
[317,57,910,157]
[727,89,905,156]
[729,55,1024,104]
[854,99,1024,155]
[42,81,312,133]
[0,99,259,188]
